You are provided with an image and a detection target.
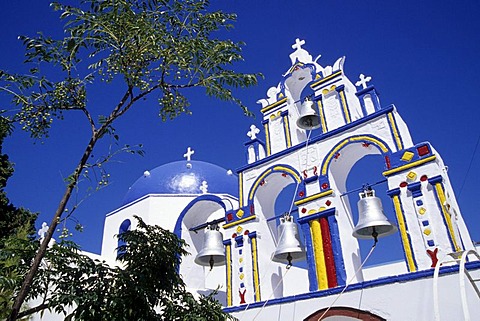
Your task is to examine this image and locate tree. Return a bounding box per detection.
[0,216,235,320]
[0,0,260,319]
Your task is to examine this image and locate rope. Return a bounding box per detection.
[316,240,377,321]
[458,131,480,199]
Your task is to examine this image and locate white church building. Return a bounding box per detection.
[39,39,480,320]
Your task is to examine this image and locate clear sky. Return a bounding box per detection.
[1,1,479,266]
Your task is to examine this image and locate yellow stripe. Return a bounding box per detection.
[283,114,292,148]
[248,169,273,200]
[383,155,437,176]
[317,100,327,132]
[434,183,461,251]
[388,112,403,150]
[225,243,232,306]
[264,123,271,156]
[260,97,287,114]
[392,195,416,272]
[339,90,351,123]
[310,220,328,289]
[294,190,333,206]
[251,236,261,302]
[310,71,342,89]
[239,172,243,207]
[222,215,256,229]
[272,166,301,183]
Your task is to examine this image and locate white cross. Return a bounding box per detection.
[292,38,306,51]
[183,147,195,161]
[200,180,208,194]
[247,124,260,140]
[355,73,372,89]
[38,222,49,240]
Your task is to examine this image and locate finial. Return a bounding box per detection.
[247,124,260,140]
[355,73,372,89]
[292,38,306,51]
[38,222,49,240]
[183,147,195,161]
[200,180,209,194]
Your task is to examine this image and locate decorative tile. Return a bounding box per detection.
[401,151,414,162]
[418,207,426,215]
[423,228,431,236]
[407,171,417,181]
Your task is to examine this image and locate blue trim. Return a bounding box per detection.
[300,219,318,291]
[428,240,435,247]
[173,195,226,238]
[328,214,346,286]
[297,208,336,224]
[386,188,401,197]
[235,235,244,247]
[237,105,395,173]
[428,178,457,251]
[407,182,422,198]
[304,175,318,184]
[387,111,404,150]
[428,175,443,185]
[223,261,480,313]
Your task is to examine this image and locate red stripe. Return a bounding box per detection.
[320,217,337,287]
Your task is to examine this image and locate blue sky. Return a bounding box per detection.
[1,1,480,265]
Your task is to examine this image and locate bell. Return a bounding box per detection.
[272,214,305,266]
[195,225,226,270]
[352,188,397,241]
[297,97,321,130]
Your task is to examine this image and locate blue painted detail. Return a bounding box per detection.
[239,249,242,255]
[299,218,318,291]
[328,214,346,286]
[428,240,435,247]
[428,175,443,185]
[319,176,330,191]
[223,261,480,313]
[240,282,245,288]
[117,218,131,258]
[239,267,243,273]
[386,188,401,197]
[422,220,429,227]
[407,182,422,198]
[355,86,382,115]
[173,194,226,238]
[123,160,238,205]
[223,239,232,246]
[248,231,257,239]
[237,105,396,173]
[385,142,434,173]
[297,208,336,224]
[304,175,318,184]
[416,200,423,206]
[280,110,289,117]
[235,235,244,247]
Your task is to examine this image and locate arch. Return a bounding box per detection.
[304,306,386,321]
[117,218,132,258]
[321,134,392,177]
[248,164,303,203]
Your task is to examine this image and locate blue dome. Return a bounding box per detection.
[122,160,238,205]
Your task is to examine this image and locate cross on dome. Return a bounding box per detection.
[200,180,208,194]
[247,124,260,140]
[292,38,306,51]
[183,147,195,161]
[355,73,372,89]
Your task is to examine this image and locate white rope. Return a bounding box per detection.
[316,241,377,321]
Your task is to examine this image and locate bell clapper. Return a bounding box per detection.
[286,253,293,269]
[209,255,215,271]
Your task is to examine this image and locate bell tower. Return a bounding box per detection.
[221,39,475,306]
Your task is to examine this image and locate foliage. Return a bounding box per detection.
[0,217,235,320]
[0,1,259,318]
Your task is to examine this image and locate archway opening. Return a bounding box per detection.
[346,155,404,267]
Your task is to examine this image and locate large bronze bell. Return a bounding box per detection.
[195,225,226,270]
[296,97,321,130]
[272,214,305,266]
[352,188,397,241]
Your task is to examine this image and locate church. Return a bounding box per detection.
[37,39,480,320]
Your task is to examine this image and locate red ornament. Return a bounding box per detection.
[227,213,233,221]
[232,233,237,238]
[325,200,332,206]
[400,181,408,188]
[244,230,250,235]
[427,248,439,268]
[420,175,428,182]
[385,156,391,169]
[321,183,329,190]
[334,153,341,160]
[362,142,370,148]
[260,180,266,186]
[299,191,305,197]
[417,145,430,156]
[301,208,307,213]
[282,173,287,177]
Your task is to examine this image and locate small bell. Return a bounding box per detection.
[352,188,397,242]
[195,225,226,270]
[297,97,321,130]
[272,214,305,267]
